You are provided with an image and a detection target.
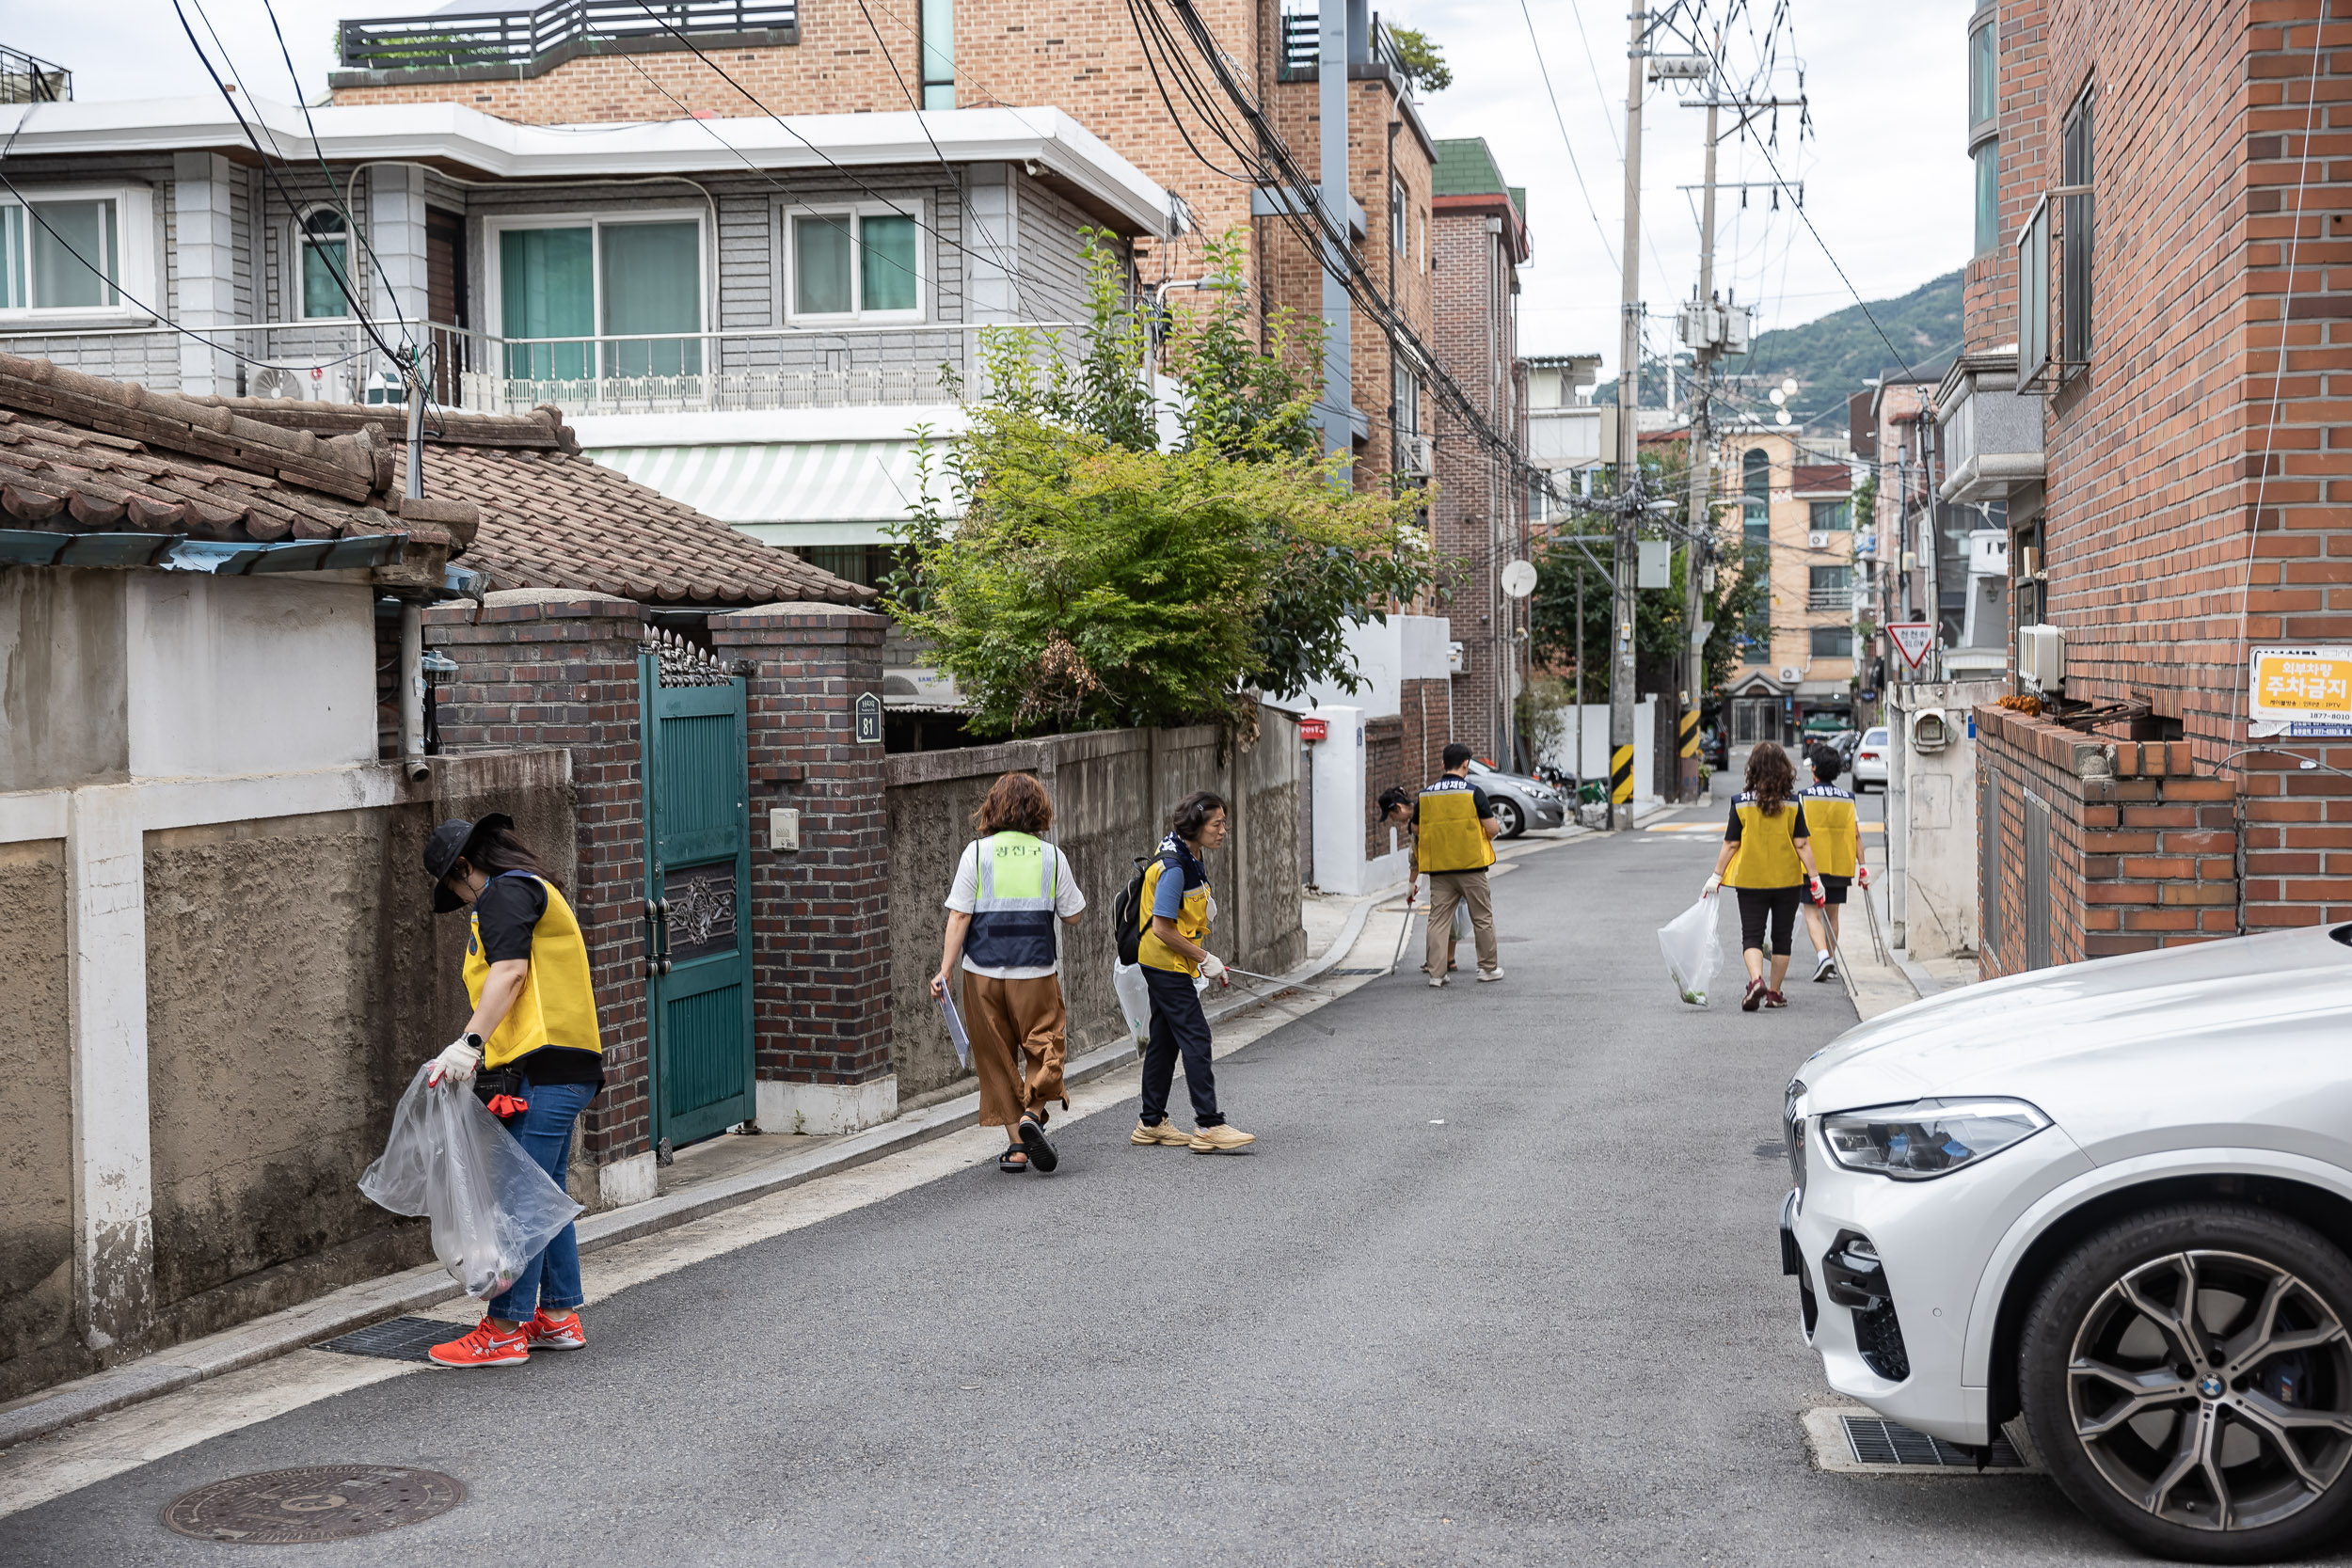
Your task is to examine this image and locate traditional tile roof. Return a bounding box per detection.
[211,398,874,607]
[0,356,458,562]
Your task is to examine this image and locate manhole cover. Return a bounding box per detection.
[165,1466,464,1543]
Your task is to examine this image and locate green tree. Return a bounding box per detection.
[1528,526,1765,702]
[1385,25,1452,95]
[885,232,1433,736]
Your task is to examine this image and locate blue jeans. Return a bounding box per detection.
[485,1080,593,1322]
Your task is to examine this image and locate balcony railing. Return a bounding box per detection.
[0,318,1082,417]
[339,0,797,73]
[0,46,72,104]
[1278,8,1396,79]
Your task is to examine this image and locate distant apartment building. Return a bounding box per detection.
[1945,0,2352,972]
[1716,428,1857,745]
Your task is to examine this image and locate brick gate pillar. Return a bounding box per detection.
[707,604,895,1133]
[421,589,658,1206]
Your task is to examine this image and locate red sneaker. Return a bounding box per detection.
[1740,977,1767,1012]
[524,1308,585,1352]
[426,1319,530,1369]
[1764,990,1788,1009]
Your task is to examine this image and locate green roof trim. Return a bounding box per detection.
[1432,137,1524,223]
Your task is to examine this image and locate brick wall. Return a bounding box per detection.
[1976,705,2237,978]
[422,591,655,1163]
[707,604,894,1089]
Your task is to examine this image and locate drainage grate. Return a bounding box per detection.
[1843,1416,2026,1469]
[316,1317,461,1364]
[165,1465,463,1543]
[1327,968,1386,975]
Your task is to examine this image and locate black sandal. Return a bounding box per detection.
[1018,1114,1059,1174]
[996,1146,1029,1173]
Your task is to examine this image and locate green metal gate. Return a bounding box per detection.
[639,627,755,1150]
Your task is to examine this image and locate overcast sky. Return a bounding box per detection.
[11,0,1973,372]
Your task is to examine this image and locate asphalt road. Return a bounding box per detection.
[0,818,2191,1565]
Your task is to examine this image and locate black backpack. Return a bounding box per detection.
[1114,851,1162,966]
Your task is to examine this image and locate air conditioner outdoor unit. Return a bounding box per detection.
[2018,624,2066,689]
[1779,665,1801,683]
[1808,531,1830,548]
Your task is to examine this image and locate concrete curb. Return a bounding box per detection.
[0,895,1386,1455]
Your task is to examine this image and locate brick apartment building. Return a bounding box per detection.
[1717,428,1857,744]
[1939,0,2352,973]
[1425,137,1530,764]
[329,0,1441,497]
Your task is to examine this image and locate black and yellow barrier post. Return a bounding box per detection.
[1611,743,1635,807]
[1679,706,1700,800]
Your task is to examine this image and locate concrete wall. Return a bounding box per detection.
[1887,680,2004,960]
[884,714,1306,1102]
[1275,613,1454,721]
[0,568,131,792]
[0,839,72,1392]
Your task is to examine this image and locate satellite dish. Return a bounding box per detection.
[1501,560,1538,599]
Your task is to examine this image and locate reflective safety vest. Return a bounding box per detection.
[1724,793,1807,889]
[964,832,1062,972]
[1136,841,1213,974]
[465,873,602,1070]
[1416,776,1496,873]
[1799,784,1859,879]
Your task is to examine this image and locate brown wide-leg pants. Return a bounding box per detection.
[962,971,1069,1126]
[1424,869,1500,978]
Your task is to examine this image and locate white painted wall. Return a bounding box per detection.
[1890,680,2006,960]
[125,574,377,779]
[1535,700,1660,804]
[1271,613,1453,721]
[1303,705,1409,895]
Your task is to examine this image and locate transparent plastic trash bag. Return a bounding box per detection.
[1113,961,1152,1048]
[1657,892,1724,1007]
[1452,899,1473,942]
[359,1064,583,1301]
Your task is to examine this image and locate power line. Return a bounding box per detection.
[1516,0,1618,273]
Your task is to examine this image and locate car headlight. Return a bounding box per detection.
[1820,1098,2050,1180]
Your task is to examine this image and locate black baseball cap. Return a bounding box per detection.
[423,813,513,912]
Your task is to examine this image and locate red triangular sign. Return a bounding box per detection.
[1888,622,1935,668]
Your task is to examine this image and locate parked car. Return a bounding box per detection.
[1701,726,1729,771]
[1851,726,1889,791]
[1781,925,2352,1561]
[1463,760,1565,838]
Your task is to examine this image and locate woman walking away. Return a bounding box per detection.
[1130,790,1256,1154]
[1798,746,1866,983]
[1703,742,1826,1012]
[933,771,1086,1174]
[418,814,604,1369]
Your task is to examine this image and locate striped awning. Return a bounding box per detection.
[586,441,953,546]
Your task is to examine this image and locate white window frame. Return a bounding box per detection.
[478,208,715,351]
[782,199,930,325]
[0,182,156,322]
[292,203,359,324]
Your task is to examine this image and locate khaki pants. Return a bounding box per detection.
[962,971,1068,1126]
[1425,869,1499,977]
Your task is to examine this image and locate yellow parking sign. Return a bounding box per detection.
[2249,645,2352,737]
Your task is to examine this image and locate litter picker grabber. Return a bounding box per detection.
[1809,878,1864,1010]
[1215,967,1338,1037]
[1388,896,1418,976]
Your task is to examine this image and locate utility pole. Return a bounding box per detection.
[1679,96,1719,804]
[1609,3,1646,830]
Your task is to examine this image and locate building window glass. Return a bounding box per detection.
[0,197,120,311]
[1811,626,1853,658]
[1968,20,1996,128]
[1809,499,1851,532]
[1741,447,1772,543]
[497,217,705,382]
[1973,140,2000,256]
[298,208,355,319]
[1809,564,1852,610]
[920,0,954,109]
[1391,179,1406,253]
[2060,87,2093,372]
[793,209,925,320]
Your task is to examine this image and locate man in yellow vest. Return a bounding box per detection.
[1417,743,1505,987]
[1799,746,1867,983]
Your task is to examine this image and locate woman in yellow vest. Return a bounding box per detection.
[418,814,604,1370]
[1798,745,1867,984]
[1129,790,1256,1154]
[1703,742,1826,1012]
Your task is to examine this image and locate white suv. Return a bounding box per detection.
[1784,925,2352,1560]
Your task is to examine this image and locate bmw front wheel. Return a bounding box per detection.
[2020,1204,2352,1562]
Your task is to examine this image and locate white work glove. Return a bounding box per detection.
[1197,953,1229,984]
[1857,865,1871,888]
[1701,875,1722,899]
[1205,893,1220,926]
[427,1036,481,1088]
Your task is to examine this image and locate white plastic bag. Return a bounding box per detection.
[1113,961,1152,1048]
[1658,893,1724,1007]
[1452,900,1473,942]
[359,1065,583,1300]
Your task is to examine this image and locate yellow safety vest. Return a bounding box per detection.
[1799,784,1859,879]
[965,832,1061,972]
[465,875,603,1070]
[1136,851,1213,974]
[1416,778,1496,873]
[1724,795,1807,889]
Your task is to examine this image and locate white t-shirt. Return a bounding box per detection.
[944,840,1087,979]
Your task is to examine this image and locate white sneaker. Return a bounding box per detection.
[1427,974,1447,988]
[1477,968,1505,983]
